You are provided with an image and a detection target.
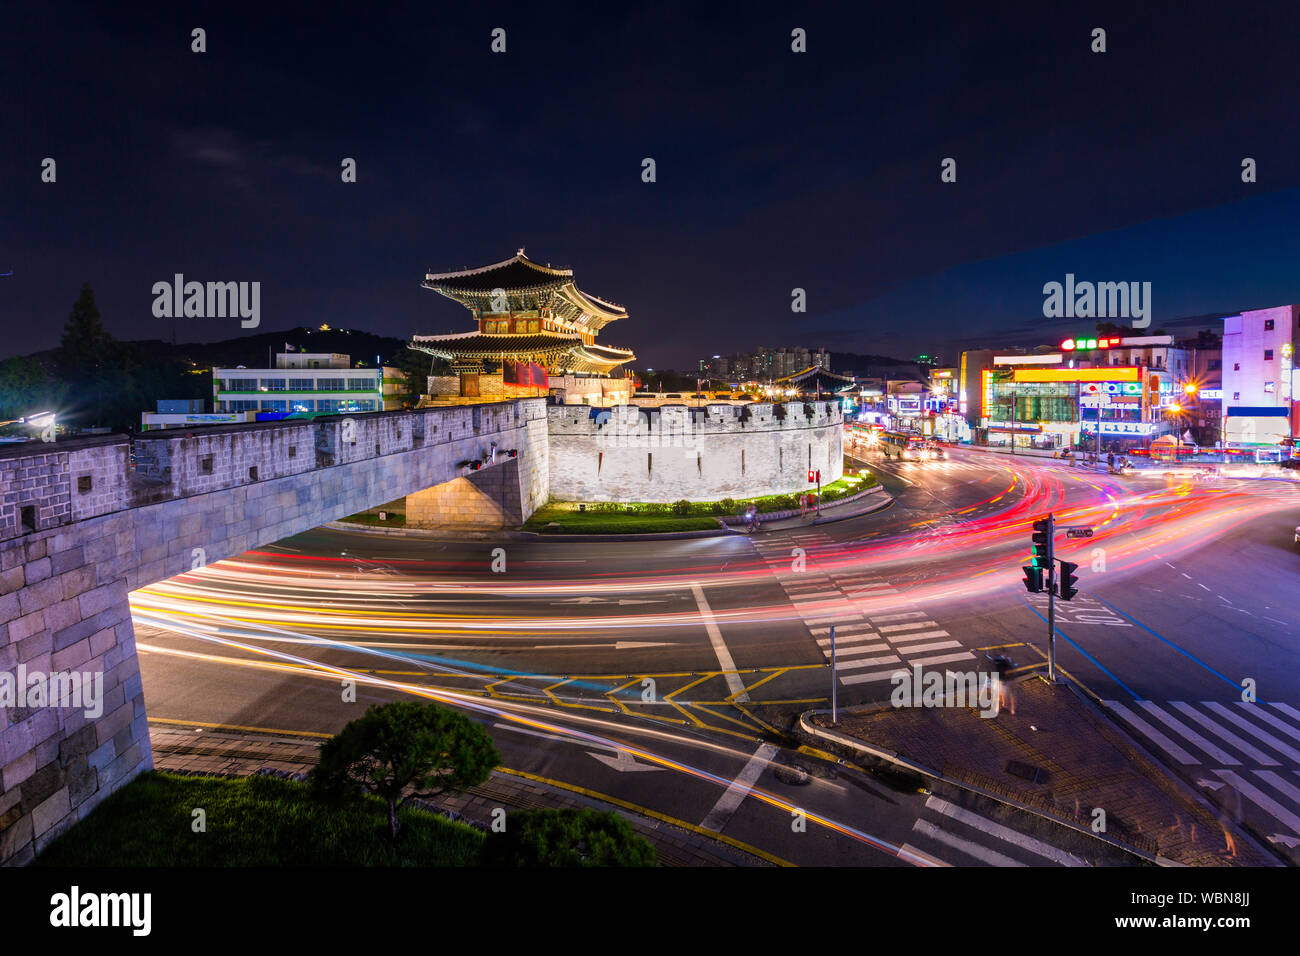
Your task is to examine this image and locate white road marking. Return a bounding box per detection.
[1272,703,1300,725]
[909,651,976,666]
[900,640,962,654]
[815,633,881,647]
[691,583,749,703]
[810,623,877,636]
[1237,703,1300,745]
[1214,770,1300,836]
[839,667,910,685]
[869,611,930,623]
[880,621,939,633]
[834,654,904,671]
[924,796,1089,866]
[1137,702,1240,765]
[1100,704,1200,765]
[1205,703,1300,763]
[829,643,894,658]
[911,818,1024,866]
[883,629,951,644]
[1169,703,1280,765]
[899,843,953,867]
[700,743,779,832]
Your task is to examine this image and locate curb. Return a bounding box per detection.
[330,483,893,542]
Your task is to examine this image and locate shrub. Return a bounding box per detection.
[672,499,692,516]
[479,808,656,867]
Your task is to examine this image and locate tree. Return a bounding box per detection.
[0,356,62,421]
[310,701,500,840]
[479,808,657,867]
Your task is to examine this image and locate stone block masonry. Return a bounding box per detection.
[0,398,546,866]
[547,401,844,502]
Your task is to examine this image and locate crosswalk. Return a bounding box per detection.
[1104,699,1300,849]
[752,529,975,687]
[901,794,1090,867]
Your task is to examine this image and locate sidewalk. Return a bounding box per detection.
[799,676,1279,867]
[148,723,772,867]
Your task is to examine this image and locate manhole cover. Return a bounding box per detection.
[1005,760,1049,784]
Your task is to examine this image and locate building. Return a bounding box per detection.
[411,251,636,406]
[962,334,1197,450]
[1220,306,1298,446]
[210,354,407,417]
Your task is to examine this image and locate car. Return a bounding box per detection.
[1295,524,1300,546]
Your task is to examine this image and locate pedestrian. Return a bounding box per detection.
[800,493,808,518]
[1107,451,1114,470]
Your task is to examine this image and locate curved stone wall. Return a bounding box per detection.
[547,402,843,502]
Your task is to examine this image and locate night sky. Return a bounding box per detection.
[5,1,1300,369]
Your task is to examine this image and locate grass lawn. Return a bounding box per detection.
[339,511,406,527]
[523,507,721,534]
[34,772,484,867]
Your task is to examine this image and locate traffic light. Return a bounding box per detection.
[1021,565,1044,593]
[1057,560,1079,601]
[807,469,820,483]
[1030,517,1053,570]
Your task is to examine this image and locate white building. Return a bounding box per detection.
[212,353,408,416]
[1220,306,1297,445]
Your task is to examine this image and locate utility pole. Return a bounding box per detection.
[1030,514,1057,681]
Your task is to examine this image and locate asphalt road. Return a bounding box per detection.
[131,445,1300,865]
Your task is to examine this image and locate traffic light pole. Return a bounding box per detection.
[1046,512,1057,682]
[830,625,837,723]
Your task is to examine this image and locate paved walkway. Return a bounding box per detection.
[802,676,1278,866]
[148,724,771,867]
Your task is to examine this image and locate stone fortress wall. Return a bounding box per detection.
[547,401,844,502]
[0,399,547,866]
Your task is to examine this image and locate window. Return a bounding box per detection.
[1233,391,1240,400]
[316,377,345,391]
[347,377,374,391]
[229,400,259,411]
[1265,349,1274,361]
[226,377,258,391]
[1209,360,1221,370]
[260,378,287,391]
[77,475,92,493]
[529,320,540,333]
[1233,363,1240,371]
[288,378,314,390]
[201,455,214,473]
[1265,319,1275,330]
[260,399,287,412]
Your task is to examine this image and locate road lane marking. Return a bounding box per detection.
[908,652,976,666]
[1237,703,1300,745]
[882,629,951,643]
[1136,702,1240,765]
[924,796,1088,866]
[834,654,904,671]
[879,621,939,633]
[870,611,929,623]
[911,818,1024,866]
[839,668,909,685]
[701,743,779,832]
[830,643,894,658]
[1208,704,1300,761]
[691,583,749,703]
[1213,770,1300,835]
[1169,703,1280,765]
[900,640,962,654]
